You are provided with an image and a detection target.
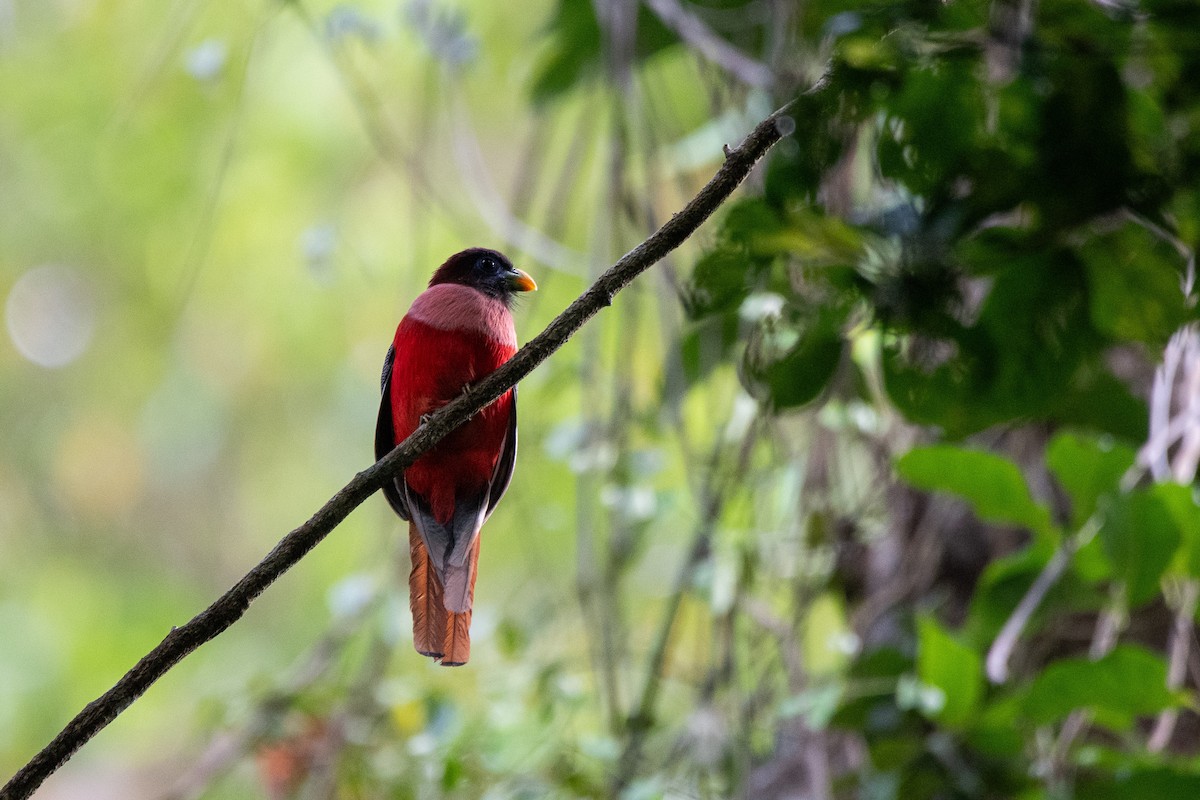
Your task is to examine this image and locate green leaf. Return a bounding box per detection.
[721,198,785,249]
[685,248,752,319]
[1080,767,1200,800]
[747,326,843,410]
[1024,645,1181,728]
[968,540,1059,641]
[916,616,983,728]
[839,35,902,72]
[755,208,866,266]
[1073,533,1115,586]
[1153,483,1200,579]
[1098,488,1183,606]
[1079,223,1190,345]
[1051,370,1149,443]
[881,338,1000,436]
[896,446,1053,537]
[880,56,985,197]
[967,694,1025,758]
[1046,432,1136,527]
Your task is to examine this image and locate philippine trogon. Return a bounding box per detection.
[375,248,536,666]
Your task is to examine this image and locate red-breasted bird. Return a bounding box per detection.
[375,248,536,666]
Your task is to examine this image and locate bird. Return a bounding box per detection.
[375,248,536,666]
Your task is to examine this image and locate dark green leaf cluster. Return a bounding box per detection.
[667,1,1200,797]
[684,0,1199,436]
[849,434,1200,796]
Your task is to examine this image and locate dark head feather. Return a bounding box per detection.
[429,248,536,306]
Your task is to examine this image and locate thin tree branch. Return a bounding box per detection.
[1049,584,1126,773]
[1148,578,1200,753]
[985,536,1077,684]
[0,98,797,800]
[643,0,776,88]
[1148,326,1200,753]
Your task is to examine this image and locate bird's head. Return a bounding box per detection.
[429,248,537,306]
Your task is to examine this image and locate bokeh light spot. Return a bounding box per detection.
[5,265,96,369]
[184,38,227,82]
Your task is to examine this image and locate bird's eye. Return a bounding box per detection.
[479,257,495,272]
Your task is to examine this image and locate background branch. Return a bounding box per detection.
[0,99,797,800]
[612,413,762,795]
[643,0,776,88]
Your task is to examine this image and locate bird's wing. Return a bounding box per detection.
[485,386,518,519]
[375,343,409,520]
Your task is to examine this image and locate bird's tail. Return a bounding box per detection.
[408,523,481,666]
[409,523,446,659]
[440,537,481,666]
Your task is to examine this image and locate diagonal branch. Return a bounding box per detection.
[0,98,798,800]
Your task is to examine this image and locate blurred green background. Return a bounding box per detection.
[5,0,1200,798]
[1,0,749,795]
[4,0,543,788]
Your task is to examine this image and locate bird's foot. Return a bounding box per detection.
[459,384,478,420]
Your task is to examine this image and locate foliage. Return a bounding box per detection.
[673,0,1200,797]
[688,5,1198,436]
[3,0,1200,798]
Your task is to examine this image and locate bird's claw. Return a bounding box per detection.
[450,384,480,421]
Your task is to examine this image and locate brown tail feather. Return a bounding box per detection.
[409,523,447,659]
[440,537,482,666]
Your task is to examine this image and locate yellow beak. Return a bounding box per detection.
[506,268,537,292]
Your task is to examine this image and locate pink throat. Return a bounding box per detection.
[406,283,517,347]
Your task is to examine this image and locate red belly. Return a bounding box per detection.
[388,318,515,523]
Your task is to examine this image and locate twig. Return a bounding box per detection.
[643,0,776,88]
[1049,584,1126,773]
[985,537,1076,684]
[984,386,1191,686]
[172,9,274,317]
[1147,326,1200,753]
[1148,579,1200,753]
[0,99,796,800]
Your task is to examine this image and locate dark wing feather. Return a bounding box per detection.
[379,343,394,395]
[486,386,518,518]
[375,344,409,520]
